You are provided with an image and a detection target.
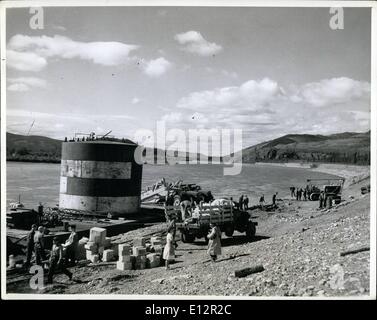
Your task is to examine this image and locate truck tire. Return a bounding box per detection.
[181,231,195,243]
[225,225,234,237]
[326,196,333,209]
[246,222,256,240]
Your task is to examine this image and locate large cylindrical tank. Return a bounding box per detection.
[59,140,142,215]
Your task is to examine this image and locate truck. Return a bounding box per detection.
[306,178,345,205]
[141,179,214,205]
[164,200,258,243]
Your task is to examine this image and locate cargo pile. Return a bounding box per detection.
[116,235,166,270]
[81,227,113,263]
[79,227,167,270]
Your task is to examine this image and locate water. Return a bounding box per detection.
[6,162,340,209]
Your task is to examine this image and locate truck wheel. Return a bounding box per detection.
[326,196,333,209]
[225,225,234,237]
[246,222,256,240]
[181,231,195,243]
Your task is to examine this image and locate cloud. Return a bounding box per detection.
[291,77,370,107]
[8,77,47,92]
[7,49,47,72]
[7,34,139,71]
[141,57,172,77]
[160,77,370,148]
[7,108,136,139]
[7,83,30,92]
[174,31,223,56]
[177,78,283,113]
[132,97,140,104]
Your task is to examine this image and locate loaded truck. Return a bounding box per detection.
[164,200,257,243]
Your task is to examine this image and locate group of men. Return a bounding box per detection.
[25,224,78,284]
[238,195,249,210]
[290,186,310,201]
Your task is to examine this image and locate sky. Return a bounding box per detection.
[5,6,371,154]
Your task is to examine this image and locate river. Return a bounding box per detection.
[6,161,341,209]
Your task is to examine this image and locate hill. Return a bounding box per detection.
[6,131,370,165]
[237,131,370,165]
[6,132,62,163]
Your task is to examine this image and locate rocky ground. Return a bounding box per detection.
[7,175,371,298]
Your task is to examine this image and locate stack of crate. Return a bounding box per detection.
[117,244,132,270]
[84,227,107,263]
[132,237,147,269]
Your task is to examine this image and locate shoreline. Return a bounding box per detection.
[255,162,370,185]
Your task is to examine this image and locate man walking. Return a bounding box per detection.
[207,223,222,262]
[25,224,37,267]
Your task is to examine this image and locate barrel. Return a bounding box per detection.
[59,141,142,215]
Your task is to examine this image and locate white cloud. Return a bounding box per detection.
[132,97,140,104]
[7,49,47,72]
[8,77,47,92]
[292,77,370,107]
[8,83,30,92]
[141,57,172,77]
[7,34,139,71]
[160,77,370,148]
[174,31,223,57]
[177,78,282,113]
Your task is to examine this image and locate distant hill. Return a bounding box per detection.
[236,131,370,165]
[5,132,206,164]
[6,132,62,163]
[7,131,370,165]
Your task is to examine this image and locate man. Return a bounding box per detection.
[303,189,307,201]
[34,226,46,266]
[272,192,278,206]
[47,237,73,284]
[168,217,178,248]
[37,202,44,224]
[207,223,222,262]
[243,195,249,210]
[64,225,79,266]
[259,195,265,209]
[25,224,37,267]
[290,186,295,198]
[319,191,325,209]
[238,195,244,210]
[180,200,192,221]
